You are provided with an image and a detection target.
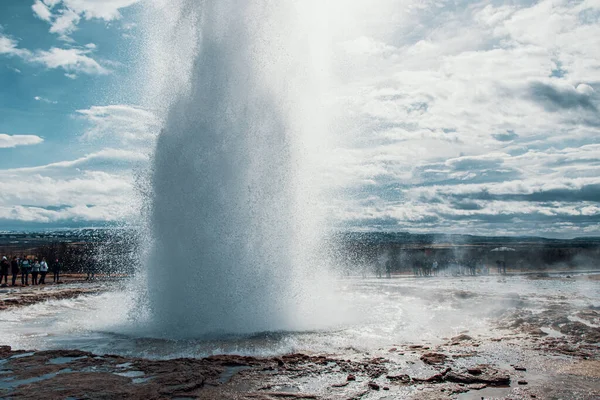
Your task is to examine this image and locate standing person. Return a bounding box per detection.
[0,256,9,285]
[39,258,49,284]
[10,256,19,286]
[52,258,62,283]
[86,261,96,281]
[20,257,31,285]
[31,259,40,285]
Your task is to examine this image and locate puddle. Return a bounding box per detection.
[9,353,35,360]
[540,327,564,337]
[114,370,145,378]
[456,385,512,399]
[265,385,301,393]
[219,366,252,384]
[48,356,87,365]
[568,315,600,328]
[0,368,72,389]
[132,377,153,384]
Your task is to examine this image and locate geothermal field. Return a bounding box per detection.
[0,0,599,399]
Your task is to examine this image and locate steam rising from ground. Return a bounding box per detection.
[137,0,338,338]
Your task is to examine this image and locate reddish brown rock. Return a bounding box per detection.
[450,334,473,342]
[420,352,448,365]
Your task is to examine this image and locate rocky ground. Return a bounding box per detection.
[0,275,598,399]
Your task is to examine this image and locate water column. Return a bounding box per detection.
[143,0,330,337]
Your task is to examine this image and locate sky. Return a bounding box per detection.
[0,0,599,237]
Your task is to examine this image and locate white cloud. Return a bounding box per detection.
[0,149,146,223]
[0,134,44,148]
[5,148,148,174]
[32,0,53,22]
[63,0,141,20]
[77,105,161,146]
[0,35,31,58]
[34,96,57,104]
[317,0,600,236]
[49,8,81,37]
[0,33,109,76]
[31,0,141,38]
[33,47,109,75]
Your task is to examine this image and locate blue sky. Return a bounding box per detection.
[1,0,140,167]
[0,0,599,237]
[0,0,154,230]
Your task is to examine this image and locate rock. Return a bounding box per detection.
[0,287,104,311]
[444,365,510,386]
[412,367,451,383]
[368,381,380,390]
[513,365,527,371]
[524,327,548,336]
[420,352,447,365]
[454,290,476,299]
[449,385,470,394]
[347,374,356,381]
[467,367,482,375]
[383,386,389,390]
[451,334,473,342]
[510,318,526,328]
[388,347,397,352]
[518,380,528,385]
[467,383,487,390]
[331,382,349,387]
[386,374,410,383]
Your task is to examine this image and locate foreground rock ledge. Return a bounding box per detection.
[1,341,598,400]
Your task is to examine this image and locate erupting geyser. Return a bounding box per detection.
[142,1,332,337]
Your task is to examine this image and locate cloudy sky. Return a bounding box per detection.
[1,0,599,237]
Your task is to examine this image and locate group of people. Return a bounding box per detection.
[0,256,62,286]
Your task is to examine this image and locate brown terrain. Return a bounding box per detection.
[0,274,112,311]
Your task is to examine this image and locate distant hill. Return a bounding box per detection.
[334,231,600,247]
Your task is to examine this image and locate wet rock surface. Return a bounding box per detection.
[0,330,598,400]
